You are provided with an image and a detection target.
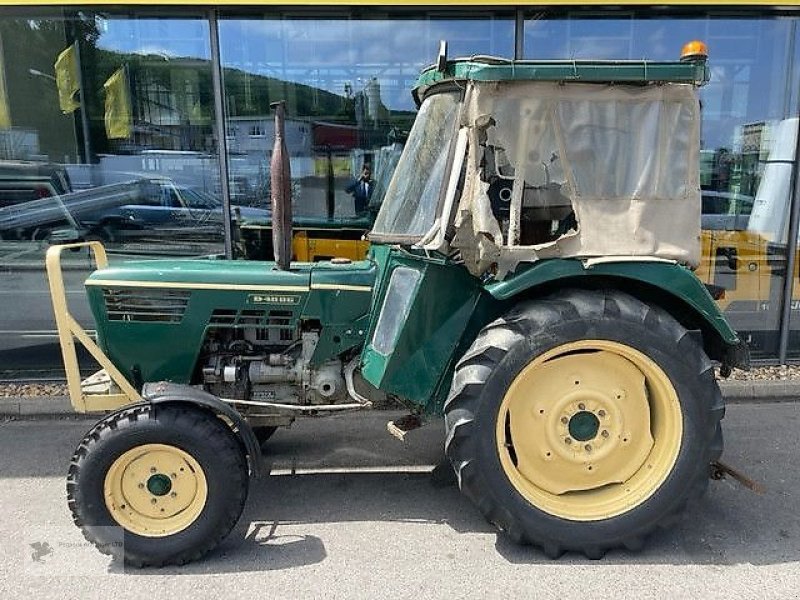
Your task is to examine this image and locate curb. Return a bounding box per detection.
[0,395,80,417]
[719,379,800,403]
[1,380,799,418]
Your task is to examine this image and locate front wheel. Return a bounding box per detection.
[444,289,724,559]
[67,404,249,567]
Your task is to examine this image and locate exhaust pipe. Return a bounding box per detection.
[270,100,292,270]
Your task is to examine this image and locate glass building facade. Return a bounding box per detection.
[0,6,798,376]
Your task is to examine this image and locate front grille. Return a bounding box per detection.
[103,288,190,323]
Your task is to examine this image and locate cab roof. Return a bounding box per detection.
[412,55,710,105]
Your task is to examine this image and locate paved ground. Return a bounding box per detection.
[0,404,798,599]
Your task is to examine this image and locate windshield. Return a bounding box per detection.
[371,92,460,240]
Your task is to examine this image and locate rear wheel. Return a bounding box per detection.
[444,289,723,558]
[67,404,249,567]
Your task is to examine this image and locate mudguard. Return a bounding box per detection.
[141,382,262,478]
[486,259,749,370]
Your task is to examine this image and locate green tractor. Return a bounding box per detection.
[49,42,748,566]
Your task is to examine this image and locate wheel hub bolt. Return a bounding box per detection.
[561,417,568,424]
[171,473,177,479]
[565,437,572,444]
[151,498,157,504]
[170,492,177,498]
[138,483,144,489]
[598,410,606,417]
[150,467,157,473]
[584,444,592,452]
[601,430,609,438]
[578,403,586,410]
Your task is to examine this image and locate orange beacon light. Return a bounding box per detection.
[680,40,709,62]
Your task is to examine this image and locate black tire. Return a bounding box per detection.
[444,289,724,559]
[88,221,118,244]
[67,404,249,567]
[253,425,278,446]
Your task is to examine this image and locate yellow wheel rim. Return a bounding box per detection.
[496,340,683,521]
[104,443,208,537]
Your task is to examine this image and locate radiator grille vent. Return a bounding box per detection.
[103,288,190,323]
[209,309,237,325]
[209,308,295,344]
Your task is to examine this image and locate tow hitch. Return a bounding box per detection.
[710,460,766,494]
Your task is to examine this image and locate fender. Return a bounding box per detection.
[141,382,262,478]
[486,258,749,369]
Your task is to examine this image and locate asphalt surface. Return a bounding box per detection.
[0,405,798,599]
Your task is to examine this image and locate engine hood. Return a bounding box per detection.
[84,257,377,293]
[85,258,314,291]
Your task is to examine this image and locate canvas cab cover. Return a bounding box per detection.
[449,80,701,278]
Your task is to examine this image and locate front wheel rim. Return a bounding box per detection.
[104,443,208,537]
[496,340,683,521]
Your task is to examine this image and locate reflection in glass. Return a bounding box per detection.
[0,13,223,255]
[219,14,514,260]
[525,13,799,358]
[0,12,222,374]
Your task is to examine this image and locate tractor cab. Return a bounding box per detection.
[357,49,733,406]
[371,52,708,271]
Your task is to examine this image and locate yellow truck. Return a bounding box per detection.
[696,117,798,351]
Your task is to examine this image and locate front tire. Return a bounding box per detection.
[444,289,724,558]
[67,404,249,567]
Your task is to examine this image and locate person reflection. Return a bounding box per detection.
[345,164,373,215]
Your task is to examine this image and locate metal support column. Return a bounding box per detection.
[777,20,800,363]
[72,41,93,166]
[514,9,525,60]
[777,112,800,362]
[209,9,234,259]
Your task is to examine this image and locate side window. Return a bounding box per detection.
[165,187,183,208]
[138,182,165,207]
